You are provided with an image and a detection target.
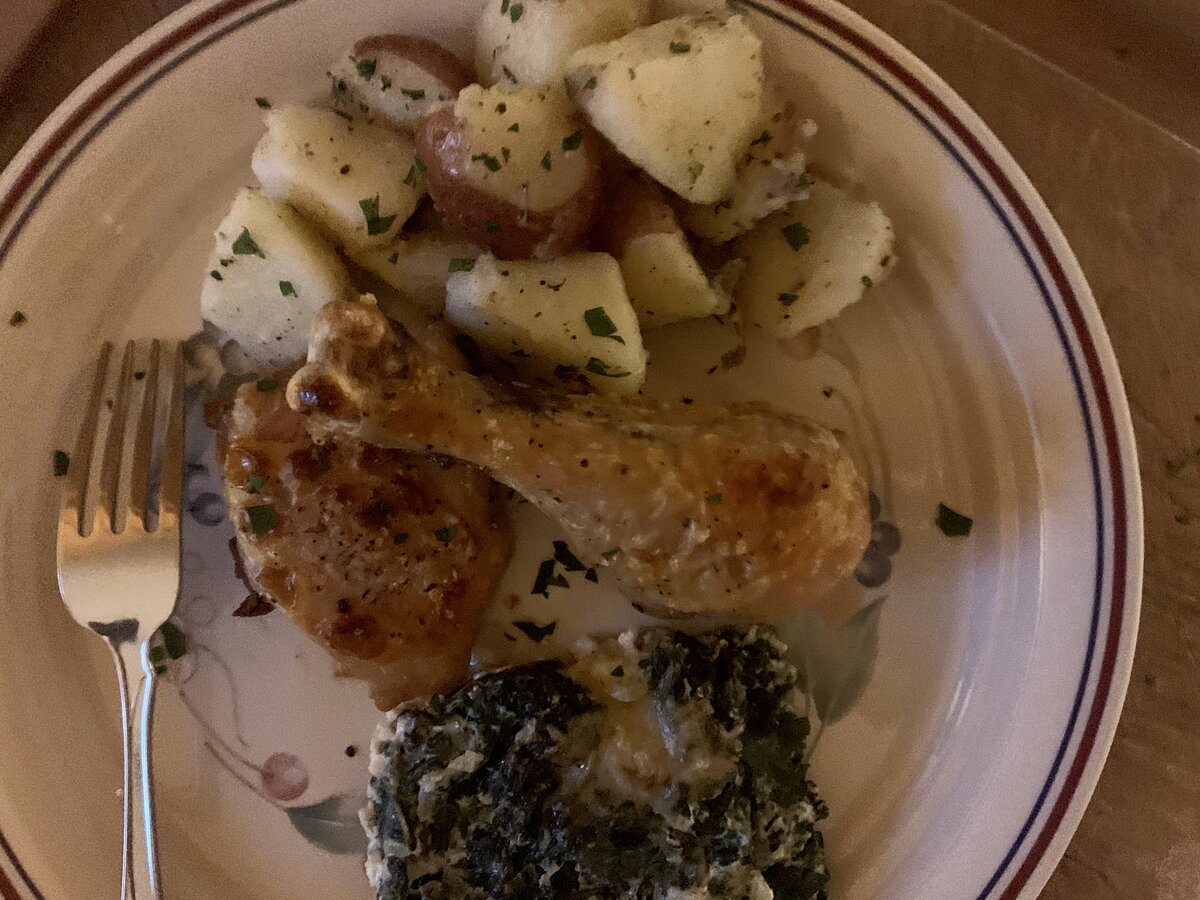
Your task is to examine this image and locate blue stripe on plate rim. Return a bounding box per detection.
[0,0,1140,897]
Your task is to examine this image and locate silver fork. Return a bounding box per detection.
[57,340,184,900]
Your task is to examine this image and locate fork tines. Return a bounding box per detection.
[65,340,185,537]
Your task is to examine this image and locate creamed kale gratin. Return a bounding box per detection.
[362,626,829,899]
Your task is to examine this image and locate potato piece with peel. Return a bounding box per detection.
[444,252,646,394]
[252,106,425,251]
[736,181,895,338]
[596,175,728,327]
[200,188,352,367]
[475,0,650,87]
[416,84,602,259]
[349,231,482,314]
[330,35,473,131]
[565,14,763,203]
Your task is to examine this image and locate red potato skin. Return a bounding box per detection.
[415,105,603,260]
[352,34,475,94]
[593,171,682,255]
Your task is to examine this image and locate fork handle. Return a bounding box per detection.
[110,640,163,900]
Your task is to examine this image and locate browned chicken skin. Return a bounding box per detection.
[213,375,512,710]
[288,299,871,616]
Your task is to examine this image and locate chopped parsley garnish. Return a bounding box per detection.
[861,275,874,288]
[509,2,524,22]
[435,526,456,544]
[415,156,427,172]
[585,357,631,378]
[501,146,511,162]
[936,503,973,537]
[278,281,295,297]
[401,87,425,100]
[501,64,518,83]
[553,540,586,572]
[219,257,234,267]
[778,292,799,306]
[356,58,377,79]
[561,130,583,152]
[583,307,624,344]
[257,377,279,392]
[8,310,26,327]
[448,258,475,273]
[669,41,692,53]
[232,228,265,258]
[496,102,508,113]
[531,557,569,597]
[782,221,810,250]
[706,492,723,504]
[247,503,278,535]
[500,0,509,11]
[246,474,266,494]
[541,151,552,171]
[52,450,70,477]
[254,96,271,109]
[628,67,636,79]
[601,547,619,559]
[484,220,501,234]
[610,665,625,677]
[209,270,223,281]
[507,122,520,132]
[584,76,598,90]
[749,130,773,146]
[688,161,704,183]
[404,164,418,186]
[388,251,400,264]
[554,363,579,381]
[380,75,392,91]
[359,195,398,235]
[512,619,556,642]
[471,152,502,172]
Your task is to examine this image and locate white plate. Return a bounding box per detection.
[0,1,1142,898]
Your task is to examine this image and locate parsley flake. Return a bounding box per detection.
[8,311,26,327]
[601,547,619,559]
[512,619,556,642]
[254,96,271,109]
[256,377,279,392]
[355,58,377,79]
[232,228,265,258]
[936,503,973,537]
[541,151,552,171]
[509,2,524,22]
[562,130,583,152]
[359,196,398,235]
[782,222,810,250]
[388,251,399,264]
[670,41,692,53]
[448,258,475,273]
[501,64,518,83]
[778,292,799,306]
[435,526,456,544]
[500,0,509,11]
[471,152,502,172]
[584,307,624,343]
[584,76,598,90]
[484,220,501,234]
[246,503,278,535]
[688,161,704,183]
[246,474,266,494]
[507,122,520,132]
[404,164,418,186]
[209,270,223,281]
[52,450,70,477]
[611,665,625,677]
[706,492,723,504]
[749,130,772,146]
[400,87,425,100]
[861,275,874,287]
[278,281,295,297]
[585,357,631,378]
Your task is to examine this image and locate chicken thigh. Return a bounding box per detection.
[288,299,870,617]
[213,373,512,710]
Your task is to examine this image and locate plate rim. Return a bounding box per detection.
[0,0,1144,897]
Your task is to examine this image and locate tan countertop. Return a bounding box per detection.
[2,1,1198,896]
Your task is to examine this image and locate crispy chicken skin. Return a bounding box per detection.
[213,375,512,710]
[288,299,870,616]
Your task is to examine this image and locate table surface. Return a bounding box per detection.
[2,1,1198,897]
